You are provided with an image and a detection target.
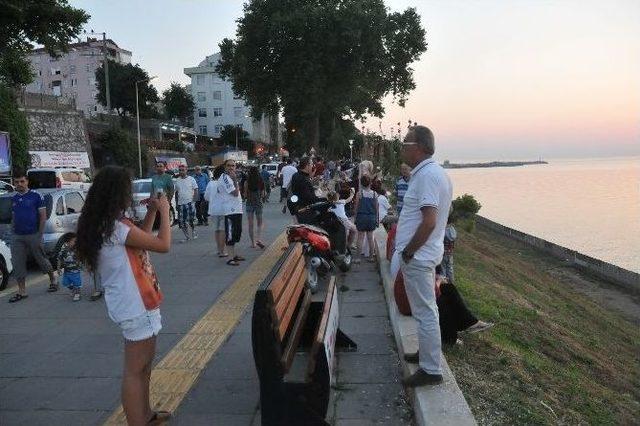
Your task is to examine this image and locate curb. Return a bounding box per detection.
[374,228,477,426]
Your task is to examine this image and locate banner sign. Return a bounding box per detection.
[29,151,90,169]
[0,132,11,174]
[155,156,187,171]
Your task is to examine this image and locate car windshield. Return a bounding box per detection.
[133,181,152,194]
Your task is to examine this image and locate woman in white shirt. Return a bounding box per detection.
[76,166,172,425]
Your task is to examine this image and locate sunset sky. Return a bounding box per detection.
[70,0,639,161]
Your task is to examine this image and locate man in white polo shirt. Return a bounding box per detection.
[394,125,453,387]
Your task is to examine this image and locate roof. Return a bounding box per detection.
[30,38,132,56]
[184,52,222,76]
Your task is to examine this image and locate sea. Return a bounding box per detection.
[446,156,640,273]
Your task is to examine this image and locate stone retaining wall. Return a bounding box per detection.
[476,216,639,293]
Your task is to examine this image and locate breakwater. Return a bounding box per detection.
[476,215,640,292]
[443,160,547,169]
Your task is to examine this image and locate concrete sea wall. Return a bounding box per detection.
[476,215,640,293]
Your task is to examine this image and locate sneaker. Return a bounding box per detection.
[73,293,80,302]
[192,232,198,240]
[180,237,191,244]
[47,284,59,293]
[465,320,494,334]
[404,351,419,364]
[90,291,103,301]
[402,369,443,387]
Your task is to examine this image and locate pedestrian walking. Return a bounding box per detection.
[244,166,266,249]
[175,165,198,242]
[151,161,175,225]
[395,163,411,214]
[280,158,297,204]
[353,175,379,263]
[394,125,453,387]
[75,166,172,425]
[56,233,82,301]
[220,160,245,266]
[7,170,57,303]
[193,166,210,226]
[260,165,272,202]
[205,165,227,257]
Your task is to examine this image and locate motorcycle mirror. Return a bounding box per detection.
[290,195,299,203]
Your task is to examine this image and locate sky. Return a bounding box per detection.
[69,0,640,161]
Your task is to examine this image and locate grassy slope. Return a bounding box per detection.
[444,226,640,425]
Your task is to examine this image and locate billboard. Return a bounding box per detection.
[154,156,187,171]
[29,151,91,169]
[0,132,11,174]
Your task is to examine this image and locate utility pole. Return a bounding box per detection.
[102,32,111,112]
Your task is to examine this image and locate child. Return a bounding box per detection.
[57,234,82,301]
[442,213,457,283]
[375,186,391,224]
[327,188,357,248]
[353,175,378,262]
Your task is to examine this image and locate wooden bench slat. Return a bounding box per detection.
[277,265,308,341]
[280,288,312,372]
[268,244,303,305]
[273,258,306,321]
[307,276,336,376]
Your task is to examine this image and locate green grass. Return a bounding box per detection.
[444,227,640,425]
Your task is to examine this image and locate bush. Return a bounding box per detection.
[452,193,481,219]
[96,128,148,175]
[0,85,30,171]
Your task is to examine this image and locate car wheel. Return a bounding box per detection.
[0,258,8,291]
[50,234,72,269]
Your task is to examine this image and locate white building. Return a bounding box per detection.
[184,53,280,146]
[25,37,132,117]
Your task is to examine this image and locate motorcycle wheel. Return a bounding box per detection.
[307,268,319,294]
[338,249,352,272]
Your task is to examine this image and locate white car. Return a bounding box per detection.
[28,168,92,192]
[0,238,13,290]
[260,163,280,177]
[131,179,176,225]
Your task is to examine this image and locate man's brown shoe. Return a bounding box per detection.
[403,351,419,364]
[402,369,443,387]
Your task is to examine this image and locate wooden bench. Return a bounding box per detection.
[252,243,356,425]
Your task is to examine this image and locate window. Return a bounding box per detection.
[213,90,222,100]
[197,92,206,102]
[199,125,208,135]
[234,107,242,118]
[55,198,65,216]
[64,192,84,214]
[213,108,222,117]
[69,65,76,74]
[196,74,205,85]
[214,125,224,135]
[198,108,207,117]
[70,78,77,87]
[37,70,42,76]
[85,64,90,72]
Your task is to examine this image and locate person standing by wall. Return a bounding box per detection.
[395,163,411,214]
[7,170,57,303]
[220,160,245,266]
[394,126,453,387]
[193,166,210,226]
[76,166,172,425]
[174,165,199,242]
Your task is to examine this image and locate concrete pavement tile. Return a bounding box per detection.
[0,377,120,411]
[173,413,255,426]
[341,301,389,317]
[18,352,123,378]
[202,349,258,380]
[1,332,79,354]
[0,333,39,353]
[344,333,397,355]
[339,316,392,335]
[335,417,411,425]
[337,354,401,384]
[220,331,251,354]
[0,318,64,334]
[341,289,385,303]
[68,333,123,354]
[0,409,106,426]
[49,318,119,335]
[333,383,411,423]
[177,379,259,415]
[0,377,18,390]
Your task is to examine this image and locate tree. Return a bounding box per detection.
[0,85,30,170]
[93,128,147,175]
[95,60,159,117]
[0,0,89,87]
[218,125,250,150]
[162,83,195,124]
[217,0,427,148]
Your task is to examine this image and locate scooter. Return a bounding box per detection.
[286,195,352,293]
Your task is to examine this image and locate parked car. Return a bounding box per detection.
[0,238,13,290]
[130,179,176,226]
[27,168,92,192]
[0,188,85,268]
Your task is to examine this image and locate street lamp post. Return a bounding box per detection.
[348,139,354,162]
[136,75,157,178]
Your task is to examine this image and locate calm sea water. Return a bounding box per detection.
[446,157,640,273]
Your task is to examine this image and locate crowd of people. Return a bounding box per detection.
[4,124,494,423]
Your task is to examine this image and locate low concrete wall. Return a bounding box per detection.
[476,216,639,292]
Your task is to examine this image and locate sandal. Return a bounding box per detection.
[8,293,28,303]
[233,256,246,262]
[147,410,171,425]
[226,259,240,266]
[218,253,229,258]
[256,241,266,249]
[47,284,59,293]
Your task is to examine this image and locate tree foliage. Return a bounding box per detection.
[217,0,427,147]
[95,60,159,117]
[94,127,147,175]
[218,125,251,151]
[0,0,89,87]
[162,82,195,124]
[452,194,482,219]
[0,84,30,171]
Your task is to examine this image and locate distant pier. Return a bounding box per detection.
[442,160,548,169]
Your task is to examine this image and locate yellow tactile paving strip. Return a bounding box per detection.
[104,232,288,425]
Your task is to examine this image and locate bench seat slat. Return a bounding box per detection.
[273,258,306,321]
[277,265,308,341]
[268,244,303,305]
[280,288,312,372]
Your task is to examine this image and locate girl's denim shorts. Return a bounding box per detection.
[118,309,162,342]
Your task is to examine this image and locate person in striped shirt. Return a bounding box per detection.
[395,163,412,214]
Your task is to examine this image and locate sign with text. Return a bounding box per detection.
[29,151,90,169]
[323,285,340,385]
[155,156,187,171]
[0,132,11,174]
